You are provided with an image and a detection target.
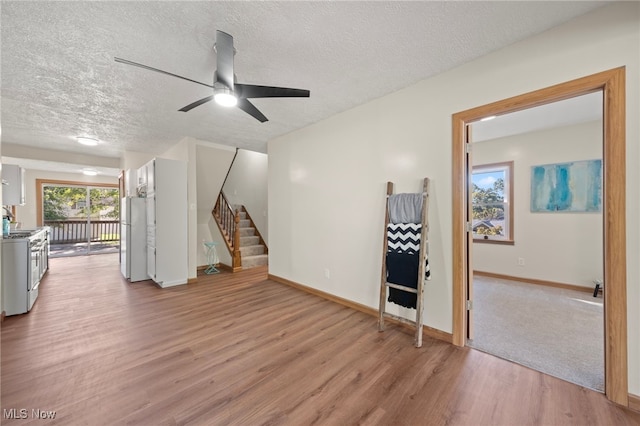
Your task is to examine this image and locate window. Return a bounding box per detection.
[472,161,513,244]
[36,179,120,256]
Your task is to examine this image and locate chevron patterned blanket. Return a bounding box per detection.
[386,222,430,309]
[387,223,430,280]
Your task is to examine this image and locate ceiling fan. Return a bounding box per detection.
[115,30,310,123]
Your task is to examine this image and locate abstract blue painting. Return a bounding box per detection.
[531,159,602,212]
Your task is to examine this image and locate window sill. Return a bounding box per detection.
[473,238,515,246]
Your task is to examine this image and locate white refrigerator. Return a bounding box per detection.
[120,197,148,282]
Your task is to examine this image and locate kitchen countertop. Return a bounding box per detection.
[3,227,49,239]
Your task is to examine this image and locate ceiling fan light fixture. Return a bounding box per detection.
[115,30,309,121]
[77,137,99,146]
[214,86,237,107]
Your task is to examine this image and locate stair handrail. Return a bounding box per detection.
[221,148,239,191]
[213,191,242,269]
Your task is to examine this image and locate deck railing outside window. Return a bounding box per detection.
[44,220,120,244]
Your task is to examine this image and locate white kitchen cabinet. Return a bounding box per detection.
[146,160,156,196]
[2,164,26,206]
[123,169,137,197]
[143,158,188,287]
[136,163,147,188]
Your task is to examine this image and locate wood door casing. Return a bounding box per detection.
[466,124,474,340]
[451,67,628,406]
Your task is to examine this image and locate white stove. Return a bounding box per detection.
[2,228,49,316]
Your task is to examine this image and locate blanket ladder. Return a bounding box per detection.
[378,178,430,347]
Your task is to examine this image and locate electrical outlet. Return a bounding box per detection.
[324,268,331,279]
[517,258,525,266]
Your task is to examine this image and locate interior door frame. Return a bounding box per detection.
[465,125,474,340]
[451,67,628,406]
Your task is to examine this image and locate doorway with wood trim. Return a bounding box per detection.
[466,93,604,391]
[451,67,628,406]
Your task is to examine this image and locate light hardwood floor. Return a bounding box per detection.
[2,254,639,425]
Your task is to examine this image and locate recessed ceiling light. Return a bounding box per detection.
[82,169,98,176]
[480,115,497,122]
[77,137,99,146]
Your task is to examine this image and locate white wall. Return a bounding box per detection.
[195,143,236,267]
[472,120,603,288]
[268,3,640,393]
[121,150,154,172]
[121,140,237,272]
[4,143,120,170]
[1,144,3,314]
[223,149,269,244]
[160,138,197,279]
[15,169,118,229]
[195,143,237,224]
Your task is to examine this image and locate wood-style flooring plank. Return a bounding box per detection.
[2,253,639,425]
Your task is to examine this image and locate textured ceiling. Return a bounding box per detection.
[1,1,609,165]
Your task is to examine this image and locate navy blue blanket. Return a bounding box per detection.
[386,251,419,308]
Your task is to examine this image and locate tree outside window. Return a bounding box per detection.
[472,162,513,244]
[43,185,119,221]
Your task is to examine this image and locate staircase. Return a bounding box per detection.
[213,191,268,271]
[237,210,268,269]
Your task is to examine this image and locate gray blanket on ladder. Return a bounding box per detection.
[388,193,423,224]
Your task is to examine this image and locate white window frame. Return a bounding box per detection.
[472,161,514,245]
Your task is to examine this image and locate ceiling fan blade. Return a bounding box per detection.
[215,31,235,89]
[235,83,310,99]
[179,95,214,112]
[236,98,268,123]
[114,57,213,89]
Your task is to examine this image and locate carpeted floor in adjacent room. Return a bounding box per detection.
[467,275,604,392]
